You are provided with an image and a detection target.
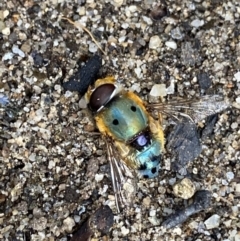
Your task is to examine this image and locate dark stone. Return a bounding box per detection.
[197,72,212,90]
[63,54,102,95]
[167,121,202,172]
[162,190,212,229]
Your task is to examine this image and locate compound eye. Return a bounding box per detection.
[89,83,116,112]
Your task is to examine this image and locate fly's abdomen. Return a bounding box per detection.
[135,138,162,178]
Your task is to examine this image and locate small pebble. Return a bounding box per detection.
[121,226,130,235]
[204,214,220,229]
[236,96,240,104]
[63,217,75,233]
[190,19,204,28]
[231,122,238,129]
[95,173,104,182]
[74,215,80,223]
[0,94,9,106]
[88,43,98,53]
[2,26,10,35]
[165,40,177,49]
[171,27,184,40]
[0,20,5,31]
[113,0,124,7]
[234,71,240,81]
[231,206,238,216]
[21,42,31,53]
[3,10,9,19]
[197,72,212,90]
[173,178,196,199]
[235,233,240,241]
[12,45,25,57]
[235,183,240,193]
[149,35,162,50]
[149,209,156,217]
[150,84,167,97]
[79,97,87,109]
[226,172,234,182]
[32,217,48,231]
[142,16,153,25]
[2,52,14,61]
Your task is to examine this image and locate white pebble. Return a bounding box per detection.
[74,215,80,223]
[231,206,238,216]
[213,62,224,72]
[129,5,138,12]
[113,0,123,7]
[48,160,55,169]
[204,214,220,229]
[223,219,232,227]
[29,153,36,162]
[235,183,240,193]
[150,84,167,97]
[121,23,129,29]
[149,209,156,217]
[235,233,240,241]
[121,226,129,235]
[188,220,199,229]
[3,10,9,19]
[148,216,160,226]
[0,20,5,32]
[12,45,25,57]
[173,227,182,235]
[23,107,30,112]
[165,40,177,49]
[234,71,240,81]
[63,217,75,232]
[142,16,153,25]
[190,19,204,28]
[171,27,184,40]
[88,42,98,53]
[79,97,87,109]
[231,122,238,129]
[236,96,240,104]
[95,173,104,182]
[129,83,141,93]
[79,6,86,16]
[2,52,14,61]
[226,171,234,181]
[225,12,233,21]
[149,35,162,50]
[2,26,10,35]
[134,67,142,78]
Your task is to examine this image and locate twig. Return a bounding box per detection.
[62,16,106,55]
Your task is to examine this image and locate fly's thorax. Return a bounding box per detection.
[95,92,150,142]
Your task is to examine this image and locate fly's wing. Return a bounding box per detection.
[147,95,229,123]
[104,137,138,213]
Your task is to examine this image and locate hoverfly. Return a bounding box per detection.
[84,75,229,213]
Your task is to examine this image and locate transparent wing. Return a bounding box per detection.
[104,137,138,213]
[147,95,229,123]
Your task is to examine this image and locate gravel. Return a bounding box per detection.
[0,0,239,241]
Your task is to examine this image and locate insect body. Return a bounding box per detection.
[86,77,164,179]
[85,76,229,212]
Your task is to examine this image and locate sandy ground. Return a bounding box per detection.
[0,0,240,240]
